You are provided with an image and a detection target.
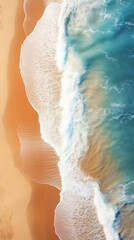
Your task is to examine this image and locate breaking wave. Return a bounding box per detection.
[20,0,134,239]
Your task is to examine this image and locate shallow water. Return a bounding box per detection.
[20,0,134,239]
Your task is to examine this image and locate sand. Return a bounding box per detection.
[0,1,31,239]
[0,0,60,239]
[23,0,45,35]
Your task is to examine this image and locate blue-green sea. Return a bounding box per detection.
[59,0,134,238]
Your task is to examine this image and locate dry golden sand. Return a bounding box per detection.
[0,0,60,239]
[0,0,31,239]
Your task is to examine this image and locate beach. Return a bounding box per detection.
[0,0,60,239]
[1,0,134,239]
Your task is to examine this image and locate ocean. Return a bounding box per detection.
[20,0,134,239]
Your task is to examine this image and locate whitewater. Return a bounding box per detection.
[20,0,134,239]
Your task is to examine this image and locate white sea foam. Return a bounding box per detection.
[20,1,121,239]
[59,52,90,162]
[20,3,62,155]
[55,186,106,240]
[94,187,119,240]
[55,1,120,239]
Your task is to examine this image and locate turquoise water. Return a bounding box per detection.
[61,0,134,238]
[20,0,134,238]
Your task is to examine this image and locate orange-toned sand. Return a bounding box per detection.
[0,0,60,239]
[23,0,46,35]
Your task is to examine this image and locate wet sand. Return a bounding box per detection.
[1,0,60,239]
[23,0,45,35]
